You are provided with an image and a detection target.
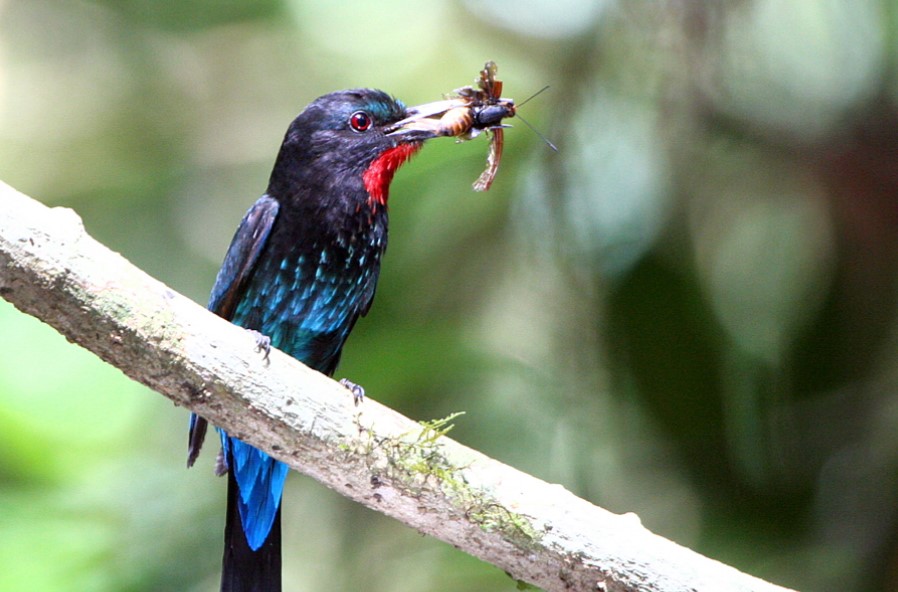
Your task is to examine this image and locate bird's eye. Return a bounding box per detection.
[349,111,373,132]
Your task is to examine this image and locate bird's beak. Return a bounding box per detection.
[385,99,464,140]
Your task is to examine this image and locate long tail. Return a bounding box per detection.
[221,452,283,592]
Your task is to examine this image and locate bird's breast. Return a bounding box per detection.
[232,223,386,371]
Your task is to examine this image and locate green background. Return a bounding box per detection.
[3,1,898,590]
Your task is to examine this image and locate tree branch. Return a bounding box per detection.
[0,180,796,592]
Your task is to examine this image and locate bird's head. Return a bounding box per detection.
[268,89,440,210]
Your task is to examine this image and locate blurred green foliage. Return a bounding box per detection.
[3,0,898,590]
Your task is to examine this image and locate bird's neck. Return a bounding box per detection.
[362,143,422,209]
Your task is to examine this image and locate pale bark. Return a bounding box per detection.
[0,181,797,592]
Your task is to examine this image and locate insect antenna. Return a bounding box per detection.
[516,114,558,152]
[514,85,558,151]
[517,85,551,108]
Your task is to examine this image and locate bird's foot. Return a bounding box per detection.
[339,378,365,406]
[248,329,272,362]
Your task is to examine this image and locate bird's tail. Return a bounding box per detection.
[220,455,282,592]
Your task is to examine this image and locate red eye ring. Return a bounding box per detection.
[349,111,372,132]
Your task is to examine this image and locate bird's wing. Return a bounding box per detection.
[207,195,280,320]
[187,195,280,467]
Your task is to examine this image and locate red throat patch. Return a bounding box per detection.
[362,143,422,209]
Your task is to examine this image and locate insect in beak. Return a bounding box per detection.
[391,61,552,191]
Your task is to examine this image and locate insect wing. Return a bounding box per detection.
[478,61,498,95]
[473,128,504,192]
[491,79,503,98]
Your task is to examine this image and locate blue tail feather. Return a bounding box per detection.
[220,431,289,551]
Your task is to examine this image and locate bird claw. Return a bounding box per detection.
[248,329,272,362]
[339,378,365,406]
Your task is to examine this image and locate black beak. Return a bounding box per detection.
[386,125,439,142]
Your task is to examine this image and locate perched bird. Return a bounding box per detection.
[186,89,445,592]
